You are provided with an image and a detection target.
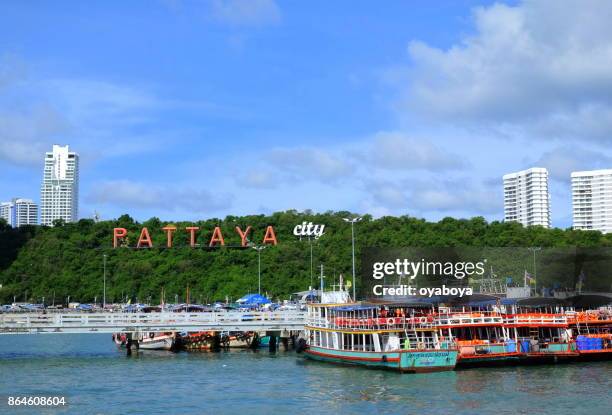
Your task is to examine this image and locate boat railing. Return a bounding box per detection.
[504,314,569,326]
[434,313,504,327]
[308,316,437,330]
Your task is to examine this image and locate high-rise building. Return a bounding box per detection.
[0,198,38,227]
[503,167,551,228]
[571,169,612,234]
[0,202,12,226]
[13,198,38,226]
[40,145,79,226]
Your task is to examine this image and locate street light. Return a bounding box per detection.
[343,216,362,301]
[309,237,314,289]
[528,247,541,295]
[252,246,267,294]
[103,254,107,309]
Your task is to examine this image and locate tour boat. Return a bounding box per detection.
[432,309,522,367]
[303,303,458,373]
[505,312,578,363]
[570,308,612,360]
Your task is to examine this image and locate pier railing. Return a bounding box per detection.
[0,311,306,334]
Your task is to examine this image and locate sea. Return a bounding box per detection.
[0,334,610,414]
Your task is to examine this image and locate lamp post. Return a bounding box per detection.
[343,216,362,301]
[309,237,314,289]
[252,246,266,294]
[103,253,107,309]
[528,247,541,295]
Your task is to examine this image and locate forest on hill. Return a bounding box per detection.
[1,211,611,305]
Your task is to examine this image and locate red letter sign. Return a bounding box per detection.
[137,227,153,248]
[262,226,278,245]
[113,227,127,248]
[209,226,225,247]
[162,226,177,248]
[235,226,252,247]
[185,227,199,247]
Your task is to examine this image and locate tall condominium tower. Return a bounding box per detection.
[503,167,551,228]
[571,169,612,234]
[40,145,79,226]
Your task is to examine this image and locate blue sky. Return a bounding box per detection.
[1,0,611,228]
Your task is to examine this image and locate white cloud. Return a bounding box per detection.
[0,60,183,167]
[362,131,466,171]
[235,170,278,189]
[534,146,612,182]
[411,179,502,215]
[210,0,281,27]
[363,177,502,217]
[86,180,232,213]
[266,147,353,182]
[402,0,612,143]
[0,105,69,165]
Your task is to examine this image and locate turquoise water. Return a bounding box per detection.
[0,334,610,414]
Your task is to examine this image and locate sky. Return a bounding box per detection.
[1,0,612,228]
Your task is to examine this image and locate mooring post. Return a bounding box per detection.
[126,334,132,356]
[269,335,277,352]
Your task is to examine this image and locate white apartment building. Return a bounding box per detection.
[571,169,612,234]
[14,198,38,226]
[0,198,38,227]
[503,167,551,228]
[40,145,79,226]
[0,202,12,226]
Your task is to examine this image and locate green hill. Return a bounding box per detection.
[1,211,611,304]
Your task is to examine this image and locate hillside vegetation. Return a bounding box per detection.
[1,211,611,304]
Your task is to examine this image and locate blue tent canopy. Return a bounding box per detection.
[236,294,271,305]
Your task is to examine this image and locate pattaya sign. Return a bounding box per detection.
[292,222,325,239]
[113,225,278,248]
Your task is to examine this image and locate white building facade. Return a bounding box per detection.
[503,167,551,228]
[40,145,79,226]
[0,198,38,227]
[14,198,38,226]
[571,169,612,234]
[0,202,12,226]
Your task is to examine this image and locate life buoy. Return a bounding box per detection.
[419,317,427,324]
[387,318,395,325]
[149,332,155,339]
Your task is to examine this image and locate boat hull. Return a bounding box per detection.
[181,332,220,351]
[304,346,457,373]
[138,335,175,351]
